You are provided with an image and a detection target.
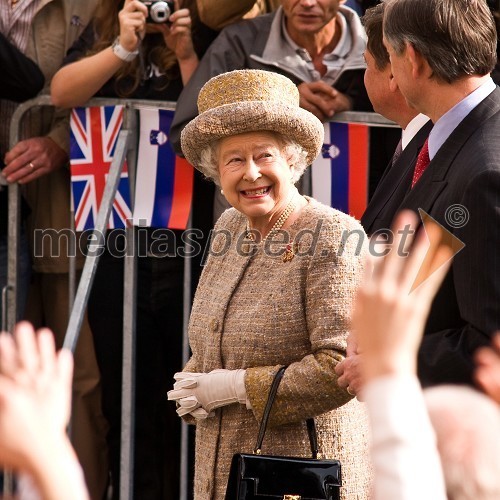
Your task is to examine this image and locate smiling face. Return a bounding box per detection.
[217,131,295,227]
[281,0,341,37]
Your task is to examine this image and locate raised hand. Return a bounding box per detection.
[335,211,453,396]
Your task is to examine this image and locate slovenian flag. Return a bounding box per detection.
[133,107,194,229]
[311,122,369,220]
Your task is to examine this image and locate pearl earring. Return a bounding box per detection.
[220,189,224,195]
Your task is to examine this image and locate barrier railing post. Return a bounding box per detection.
[2,97,34,497]
[63,127,132,350]
[180,213,192,500]
[121,105,139,500]
[120,225,137,500]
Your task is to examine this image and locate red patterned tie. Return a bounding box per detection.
[411,139,430,188]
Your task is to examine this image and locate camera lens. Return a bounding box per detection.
[150,2,171,23]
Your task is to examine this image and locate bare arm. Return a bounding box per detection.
[51,0,147,108]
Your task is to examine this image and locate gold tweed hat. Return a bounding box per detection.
[180,70,324,172]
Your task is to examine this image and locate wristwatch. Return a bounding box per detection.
[111,37,139,62]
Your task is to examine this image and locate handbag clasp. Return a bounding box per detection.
[283,496,301,500]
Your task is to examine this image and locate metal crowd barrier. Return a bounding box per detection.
[3,95,398,500]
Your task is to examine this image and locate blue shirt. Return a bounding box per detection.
[428,78,496,160]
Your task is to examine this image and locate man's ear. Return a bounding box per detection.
[386,64,399,93]
[406,42,431,80]
[388,72,399,93]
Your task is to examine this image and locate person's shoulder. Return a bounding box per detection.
[220,10,276,36]
[304,197,366,235]
[464,92,500,167]
[62,0,98,22]
[214,207,245,231]
[299,198,366,259]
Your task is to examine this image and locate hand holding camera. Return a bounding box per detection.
[118,0,149,53]
[116,0,197,81]
[144,0,197,64]
[142,0,176,23]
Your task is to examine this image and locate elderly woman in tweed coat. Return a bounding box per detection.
[168,70,371,500]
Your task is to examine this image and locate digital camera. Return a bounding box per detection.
[142,0,175,23]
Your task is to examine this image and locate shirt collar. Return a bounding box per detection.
[428,77,496,160]
[325,11,351,60]
[281,9,351,62]
[402,113,431,150]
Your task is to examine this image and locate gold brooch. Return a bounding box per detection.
[282,242,298,263]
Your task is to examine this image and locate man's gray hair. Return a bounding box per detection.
[198,132,308,187]
[424,385,500,500]
[383,0,497,83]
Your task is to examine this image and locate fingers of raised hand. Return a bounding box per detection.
[36,328,57,374]
[0,332,18,378]
[373,211,419,288]
[13,322,39,375]
[0,323,54,387]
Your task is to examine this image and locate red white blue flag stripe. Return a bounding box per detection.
[133,107,193,229]
[311,122,369,220]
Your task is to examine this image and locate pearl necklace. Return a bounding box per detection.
[246,192,297,243]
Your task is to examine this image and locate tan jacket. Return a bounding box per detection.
[22,0,98,273]
[185,198,372,499]
[196,0,280,30]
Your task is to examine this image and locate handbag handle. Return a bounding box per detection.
[254,366,320,459]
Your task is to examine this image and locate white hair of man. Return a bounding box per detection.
[198,132,308,187]
[424,385,500,500]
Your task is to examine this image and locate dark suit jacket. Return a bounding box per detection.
[362,120,433,234]
[362,88,500,386]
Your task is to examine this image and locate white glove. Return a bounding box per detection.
[167,369,248,419]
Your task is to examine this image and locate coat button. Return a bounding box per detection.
[210,318,220,332]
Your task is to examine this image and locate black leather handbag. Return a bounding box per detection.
[225,366,342,500]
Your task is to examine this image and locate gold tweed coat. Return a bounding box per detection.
[185,197,372,499]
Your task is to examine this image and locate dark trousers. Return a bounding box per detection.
[88,243,184,500]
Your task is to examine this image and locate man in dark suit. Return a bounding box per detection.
[359,3,432,235]
[337,0,500,390]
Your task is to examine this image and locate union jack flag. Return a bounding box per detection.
[70,105,132,231]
